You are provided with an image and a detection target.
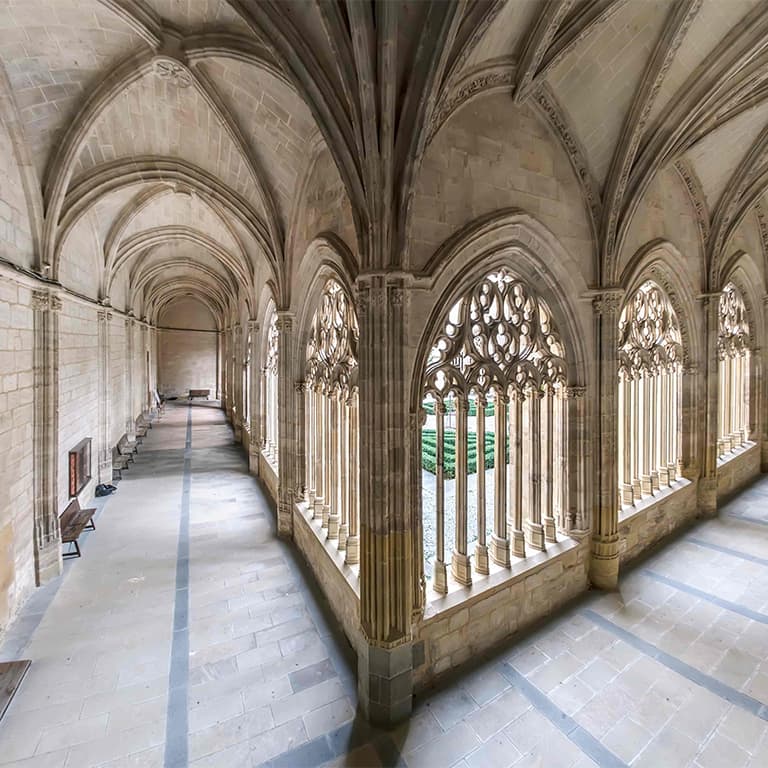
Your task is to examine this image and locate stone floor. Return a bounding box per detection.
[1,404,767,767]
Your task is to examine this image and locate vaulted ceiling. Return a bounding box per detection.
[1,0,767,323]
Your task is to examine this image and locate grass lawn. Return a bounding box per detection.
[422,429,507,478]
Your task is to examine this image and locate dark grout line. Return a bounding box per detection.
[582,609,768,722]
[642,569,768,624]
[498,662,629,768]
[163,404,192,768]
[685,536,768,567]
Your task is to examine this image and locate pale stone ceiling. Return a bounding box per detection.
[1,0,767,324]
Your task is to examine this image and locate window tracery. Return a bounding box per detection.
[422,269,570,594]
[617,281,683,507]
[717,282,750,457]
[262,308,279,471]
[305,279,360,566]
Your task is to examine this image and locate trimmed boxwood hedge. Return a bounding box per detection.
[422,401,495,417]
[422,428,507,478]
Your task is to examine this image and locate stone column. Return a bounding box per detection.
[346,391,360,565]
[247,319,260,475]
[474,393,489,574]
[543,386,556,542]
[125,316,136,439]
[762,296,768,471]
[509,390,525,556]
[491,392,510,565]
[700,294,720,514]
[356,275,414,726]
[232,323,242,441]
[433,400,448,592]
[590,291,622,590]
[275,312,296,537]
[566,386,588,531]
[97,309,113,482]
[525,388,545,551]
[294,381,307,503]
[328,393,340,540]
[32,289,62,585]
[451,395,471,585]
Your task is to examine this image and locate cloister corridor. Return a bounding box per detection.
[0,402,765,768]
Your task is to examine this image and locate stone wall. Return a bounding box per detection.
[158,298,218,398]
[0,275,34,636]
[413,538,590,690]
[57,298,99,509]
[618,480,699,566]
[292,504,365,657]
[717,443,761,500]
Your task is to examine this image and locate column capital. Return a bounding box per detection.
[566,385,586,399]
[247,318,260,333]
[275,311,294,332]
[31,289,62,313]
[589,288,624,315]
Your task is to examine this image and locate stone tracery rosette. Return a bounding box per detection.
[423,270,567,401]
[618,280,682,377]
[265,311,279,375]
[306,280,359,396]
[718,282,749,359]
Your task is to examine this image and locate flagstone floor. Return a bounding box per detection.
[1,403,766,767]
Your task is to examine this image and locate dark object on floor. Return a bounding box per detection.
[166,396,178,400]
[0,660,31,721]
[59,498,96,558]
[95,483,117,497]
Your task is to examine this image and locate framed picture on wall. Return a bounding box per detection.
[68,438,92,498]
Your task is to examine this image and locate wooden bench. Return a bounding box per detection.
[189,389,210,400]
[0,660,31,722]
[60,498,96,559]
[112,446,130,478]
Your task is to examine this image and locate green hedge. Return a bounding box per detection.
[422,428,507,478]
[422,401,495,416]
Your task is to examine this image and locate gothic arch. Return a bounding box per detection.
[411,210,591,412]
[619,240,701,369]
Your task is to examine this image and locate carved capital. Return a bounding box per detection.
[592,290,624,316]
[31,290,61,313]
[566,385,586,399]
[275,313,293,333]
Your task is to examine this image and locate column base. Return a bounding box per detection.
[433,560,448,594]
[338,523,348,551]
[650,471,659,493]
[525,521,545,551]
[667,462,677,483]
[543,515,556,543]
[358,642,413,727]
[474,543,489,575]
[510,528,526,558]
[590,534,620,590]
[321,504,330,528]
[658,467,669,487]
[34,539,62,586]
[632,479,642,499]
[451,551,472,586]
[345,535,360,565]
[98,458,113,484]
[640,474,652,496]
[621,483,634,507]
[328,513,340,540]
[489,534,510,567]
[313,498,323,520]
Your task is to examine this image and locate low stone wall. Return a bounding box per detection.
[412,537,589,690]
[292,504,364,656]
[258,453,278,503]
[618,479,698,566]
[717,443,760,500]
